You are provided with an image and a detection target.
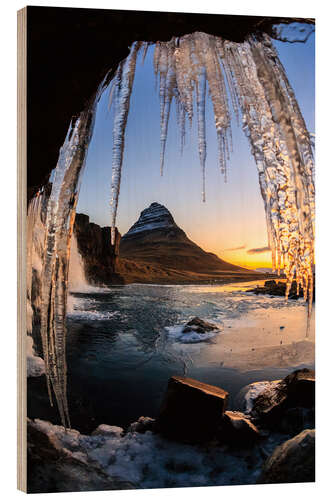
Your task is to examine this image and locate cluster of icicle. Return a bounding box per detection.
[109,32,314,310]
[31,31,314,428]
[29,97,99,428]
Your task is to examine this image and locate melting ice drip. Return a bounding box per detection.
[108,32,315,309]
[28,30,314,428]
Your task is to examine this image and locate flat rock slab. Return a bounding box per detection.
[156,376,229,444]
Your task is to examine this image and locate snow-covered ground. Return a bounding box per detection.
[30,417,287,489]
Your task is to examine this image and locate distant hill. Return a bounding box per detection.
[118,202,264,283]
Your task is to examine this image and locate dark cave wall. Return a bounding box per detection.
[27,6,313,200]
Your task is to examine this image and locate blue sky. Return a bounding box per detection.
[77,30,314,268]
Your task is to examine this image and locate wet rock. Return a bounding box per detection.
[128,416,155,434]
[218,411,260,446]
[27,418,66,462]
[257,429,315,484]
[156,376,229,444]
[235,380,280,414]
[91,424,124,438]
[251,369,315,429]
[182,317,219,334]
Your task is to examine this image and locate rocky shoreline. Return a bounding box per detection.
[247,279,316,301]
[27,368,315,492]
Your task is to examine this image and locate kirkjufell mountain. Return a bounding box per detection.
[119,202,259,280]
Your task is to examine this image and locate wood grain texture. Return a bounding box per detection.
[17,6,27,493]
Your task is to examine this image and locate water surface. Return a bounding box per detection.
[28,281,314,433]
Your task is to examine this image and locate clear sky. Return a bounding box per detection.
[77,30,315,270]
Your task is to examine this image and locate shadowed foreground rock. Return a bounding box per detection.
[218,411,260,446]
[251,368,315,432]
[128,416,155,434]
[27,419,135,493]
[257,429,315,484]
[156,376,229,444]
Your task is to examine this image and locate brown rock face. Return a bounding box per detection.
[73,213,123,285]
[156,376,229,443]
[257,429,315,484]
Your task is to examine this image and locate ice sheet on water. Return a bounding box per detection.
[67,309,120,321]
[67,294,122,321]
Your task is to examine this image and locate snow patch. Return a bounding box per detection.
[165,324,220,343]
[243,380,281,413]
[31,418,271,488]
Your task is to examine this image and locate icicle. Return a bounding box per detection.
[141,41,149,65]
[159,41,177,176]
[39,97,98,428]
[124,33,314,309]
[196,67,207,202]
[174,35,195,124]
[109,42,141,245]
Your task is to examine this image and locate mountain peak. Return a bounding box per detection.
[123,202,177,238]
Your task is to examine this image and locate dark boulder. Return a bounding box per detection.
[257,429,315,484]
[218,411,260,446]
[182,317,219,334]
[127,416,155,434]
[155,376,228,444]
[27,419,135,493]
[251,368,315,430]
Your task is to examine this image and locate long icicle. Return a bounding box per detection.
[110,42,141,245]
[40,99,98,428]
